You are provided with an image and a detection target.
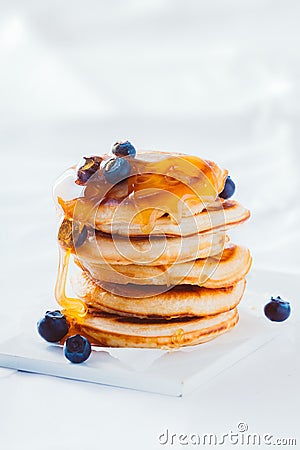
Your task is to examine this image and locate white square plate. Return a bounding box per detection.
[0,269,293,396]
[0,310,276,396]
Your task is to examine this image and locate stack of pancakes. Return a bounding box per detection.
[58,151,251,348]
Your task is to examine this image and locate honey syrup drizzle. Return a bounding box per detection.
[58,153,224,235]
[160,328,185,350]
[171,328,185,347]
[55,247,87,321]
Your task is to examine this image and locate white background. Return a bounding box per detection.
[0,1,299,449]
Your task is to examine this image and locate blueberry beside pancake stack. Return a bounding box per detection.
[54,141,251,348]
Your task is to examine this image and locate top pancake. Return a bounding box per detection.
[57,152,229,235]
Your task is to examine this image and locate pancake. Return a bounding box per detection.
[97,199,250,237]
[72,270,246,318]
[74,308,239,348]
[58,154,228,236]
[76,244,252,288]
[75,230,228,266]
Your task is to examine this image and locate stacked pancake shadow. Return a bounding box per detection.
[72,188,251,348]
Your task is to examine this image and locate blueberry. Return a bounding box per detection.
[101,157,131,184]
[37,310,69,342]
[76,156,102,185]
[220,176,235,199]
[264,296,291,322]
[74,224,88,248]
[64,334,91,363]
[112,141,136,158]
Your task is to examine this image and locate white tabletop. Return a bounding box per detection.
[0,1,299,449]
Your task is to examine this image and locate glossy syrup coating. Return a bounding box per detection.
[56,151,227,236]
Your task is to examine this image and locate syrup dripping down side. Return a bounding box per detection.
[55,247,87,322]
